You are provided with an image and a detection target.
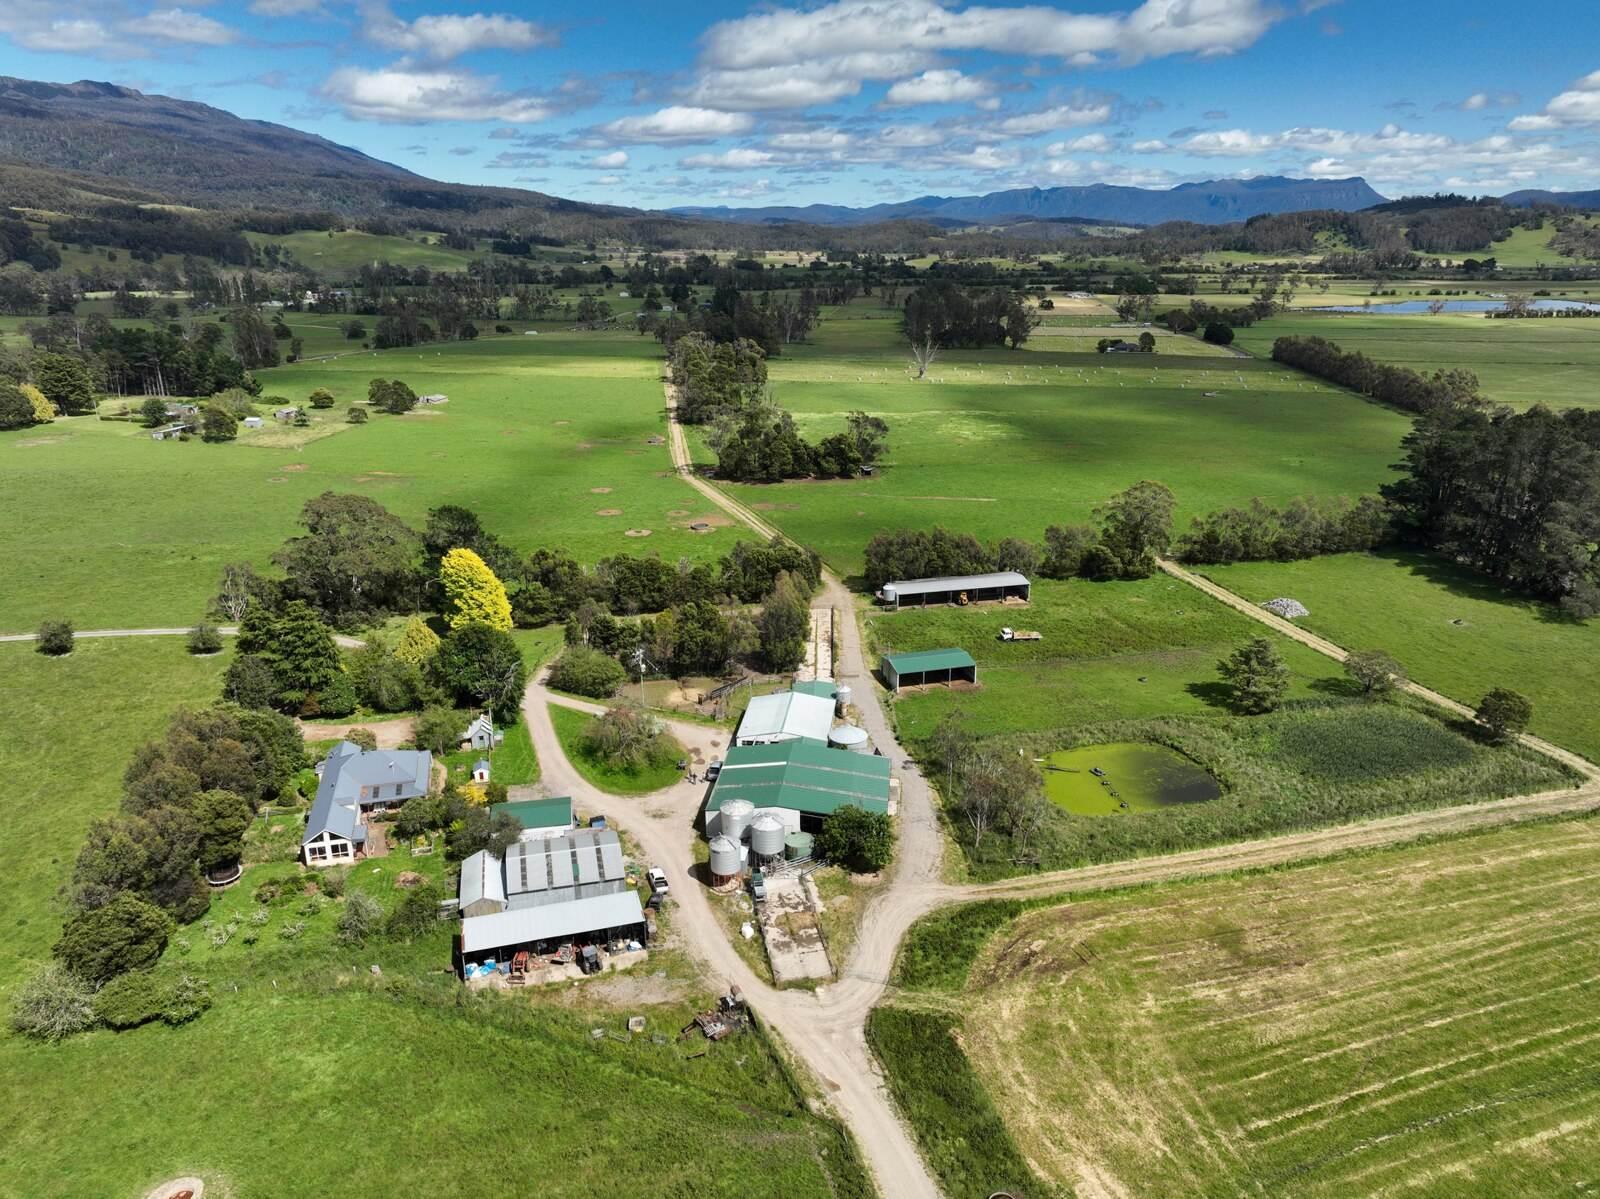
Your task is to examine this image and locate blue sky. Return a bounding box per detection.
[2,0,1598,208]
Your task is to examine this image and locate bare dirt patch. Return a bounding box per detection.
[282,463,308,472]
[575,441,594,451]
[591,486,613,494]
[267,477,287,484]
[596,507,623,516]
[15,436,65,447]
[750,502,803,511]
[353,471,408,485]
[624,528,653,537]
[553,419,570,426]
[678,512,734,533]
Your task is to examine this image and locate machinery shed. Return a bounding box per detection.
[877,571,1029,610]
[882,648,978,693]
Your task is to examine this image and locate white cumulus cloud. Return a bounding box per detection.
[1510,70,1600,130]
[884,69,991,106]
[360,3,555,62]
[680,148,781,170]
[320,66,554,123]
[597,105,755,144]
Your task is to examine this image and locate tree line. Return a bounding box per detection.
[1270,335,1484,414]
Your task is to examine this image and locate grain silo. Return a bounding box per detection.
[707,835,741,884]
[719,798,755,844]
[749,813,786,860]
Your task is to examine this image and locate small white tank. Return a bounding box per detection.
[720,798,755,843]
[708,835,741,879]
[749,813,786,859]
[834,684,853,714]
[828,724,871,753]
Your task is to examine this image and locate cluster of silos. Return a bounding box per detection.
[720,798,754,844]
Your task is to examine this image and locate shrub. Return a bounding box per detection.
[816,805,894,872]
[1344,648,1406,697]
[93,970,170,1029]
[318,867,348,897]
[346,728,378,751]
[36,619,74,656]
[385,881,444,938]
[337,890,383,945]
[308,388,335,409]
[347,407,368,425]
[547,646,626,699]
[201,406,238,443]
[187,622,224,654]
[140,397,169,427]
[414,705,466,754]
[1203,321,1235,345]
[54,893,175,984]
[9,963,96,1042]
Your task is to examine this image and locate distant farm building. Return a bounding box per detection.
[882,648,978,693]
[702,741,891,839]
[876,571,1030,609]
[163,401,199,418]
[149,422,190,441]
[241,415,264,428]
[735,689,835,747]
[418,393,448,405]
[273,407,299,423]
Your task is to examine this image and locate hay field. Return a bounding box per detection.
[950,818,1600,1198]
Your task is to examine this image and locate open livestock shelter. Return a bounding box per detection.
[882,648,977,693]
[877,571,1030,609]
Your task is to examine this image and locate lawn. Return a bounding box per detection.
[691,315,1410,580]
[1201,552,1600,763]
[0,329,749,630]
[442,710,539,786]
[920,818,1600,1198]
[547,703,685,795]
[866,575,1350,742]
[0,638,229,990]
[1231,309,1600,410]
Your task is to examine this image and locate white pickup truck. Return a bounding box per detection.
[646,867,669,896]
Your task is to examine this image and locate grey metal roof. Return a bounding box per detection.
[462,713,495,742]
[303,742,431,847]
[737,690,835,744]
[458,850,506,910]
[882,571,1029,596]
[459,890,646,954]
[502,828,625,896]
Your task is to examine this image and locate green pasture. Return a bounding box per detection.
[1202,551,1600,762]
[0,329,748,630]
[933,818,1600,1198]
[1232,309,1600,409]
[243,229,482,275]
[866,576,1349,742]
[696,321,1409,579]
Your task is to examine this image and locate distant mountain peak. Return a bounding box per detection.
[670,175,1388,228]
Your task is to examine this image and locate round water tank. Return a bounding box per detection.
[785,832,815,861]
[834,684,853,711]
[749,814,786,858]
[828,724,871,753]
[720,798,755,843]
[708,835,741,879]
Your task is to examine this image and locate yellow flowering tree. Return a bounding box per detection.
[440,547,512,632]
[394,614,441,667]
[20,383,55,423]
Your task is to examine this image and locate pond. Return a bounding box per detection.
[1308,299,1600,315]
[1041,742,1221,816]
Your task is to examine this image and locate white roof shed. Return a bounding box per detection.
[735,690,835,746]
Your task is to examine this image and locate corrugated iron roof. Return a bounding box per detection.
[883,648,977,674]
[703,741,891,818]
[460,890,646,954]
[883,571,1028,596]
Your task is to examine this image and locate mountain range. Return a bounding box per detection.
[670,176,1389,228]
[1,76,1594,241]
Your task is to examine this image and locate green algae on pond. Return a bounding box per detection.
[1041,742,1221,815]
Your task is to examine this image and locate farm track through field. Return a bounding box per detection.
[637,375,1600,1199]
